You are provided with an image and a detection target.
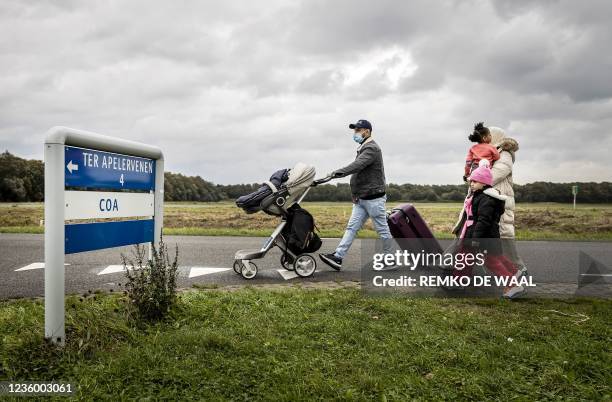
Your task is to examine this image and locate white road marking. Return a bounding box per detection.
[15,262,45,271]
[580,274,612,277]
[98,265,131,275]
[277,269,298,280]
[15,262,70,271]
[189,267,231,278]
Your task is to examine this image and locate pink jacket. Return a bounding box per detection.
[465,143,500,176]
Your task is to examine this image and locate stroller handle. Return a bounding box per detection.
[312,176,333,186]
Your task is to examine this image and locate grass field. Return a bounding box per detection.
[1,287,610,400]
[1,201,612,240]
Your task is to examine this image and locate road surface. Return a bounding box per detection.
[1,234,610,300]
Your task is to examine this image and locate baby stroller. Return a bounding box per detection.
[234,163,331,279]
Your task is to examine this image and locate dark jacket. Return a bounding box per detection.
[461,187,508,255]
[334,138,386,199]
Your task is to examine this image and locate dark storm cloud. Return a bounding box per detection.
[395,0,612,102]
[0,0,610,184]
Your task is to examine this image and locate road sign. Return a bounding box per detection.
[45,126,164,346]
[572,185,578,195]
[64,191,154,220]
[65,146,155,190]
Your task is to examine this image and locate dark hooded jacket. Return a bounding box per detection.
[460,187,508,255]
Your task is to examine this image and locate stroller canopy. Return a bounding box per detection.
[283,162,315,206]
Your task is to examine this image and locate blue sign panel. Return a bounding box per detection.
[65,146,155,191]
[65,219,154,254]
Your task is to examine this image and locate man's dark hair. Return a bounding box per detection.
[468,122,490,143]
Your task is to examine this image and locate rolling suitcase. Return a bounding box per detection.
[387,203,443,254]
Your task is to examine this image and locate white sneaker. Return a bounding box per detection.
[503,285,525,299]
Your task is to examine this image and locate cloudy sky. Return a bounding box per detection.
[1,0,611,185]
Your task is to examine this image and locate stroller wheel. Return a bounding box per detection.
[280,254,294,271]
[241,261,258,279]
[233,260,243,274]
[293,254,316,278]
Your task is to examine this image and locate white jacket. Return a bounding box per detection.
[491,138,519,238]
[453,137,519,238]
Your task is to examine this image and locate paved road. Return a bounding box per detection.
[1,234,611,300]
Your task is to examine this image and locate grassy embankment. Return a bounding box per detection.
[1,287,610,400]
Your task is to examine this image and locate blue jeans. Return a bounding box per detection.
[335,195,393,259]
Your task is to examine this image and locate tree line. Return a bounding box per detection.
[1,151,611,203]
[0,151,44,201]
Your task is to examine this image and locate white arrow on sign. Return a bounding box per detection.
[66,160,79,173]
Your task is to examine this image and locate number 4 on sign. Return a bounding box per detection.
[119,174,124,187]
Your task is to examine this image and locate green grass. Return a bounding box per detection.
[1,288,610,400]
[0,226,43,234]
[2,201,612,241]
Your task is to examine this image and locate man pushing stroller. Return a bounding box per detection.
[319,119,395,271]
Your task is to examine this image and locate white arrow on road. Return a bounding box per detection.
[188,267,231,278]
[98,265,137,275]
[66,160,79,173]
[15,262,70,271]
[98,266,231,277]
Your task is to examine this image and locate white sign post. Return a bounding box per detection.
[44,126,164,345]
[572,185,578,210]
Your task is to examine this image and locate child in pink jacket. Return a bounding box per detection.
[464,122,500,181]
[455,161,525,299]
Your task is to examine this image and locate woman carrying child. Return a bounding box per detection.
[451,124,527,273]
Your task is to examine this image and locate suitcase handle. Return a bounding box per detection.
[390,203,414,215]
[388,207,410,224]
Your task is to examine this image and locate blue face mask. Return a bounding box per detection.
[352,133,364,144]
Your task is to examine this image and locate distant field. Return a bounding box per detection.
[1,201,611,240]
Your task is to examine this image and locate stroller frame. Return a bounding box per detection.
[233,176,330,279]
